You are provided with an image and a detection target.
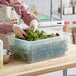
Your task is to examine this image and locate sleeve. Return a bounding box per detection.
[0,23,13,34]
[20,1,40,26]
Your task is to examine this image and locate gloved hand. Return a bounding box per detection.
[29,19,39,31]
[13,25,28,39]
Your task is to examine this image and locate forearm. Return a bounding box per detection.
[22,11,39,26]
[0,23,13,34]
[20,1,39,26]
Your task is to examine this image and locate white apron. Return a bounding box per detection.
[0,6,20,49]
[0,6,19,25]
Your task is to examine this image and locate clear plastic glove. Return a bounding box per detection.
[29,19,39,31]
[13,25,28,39]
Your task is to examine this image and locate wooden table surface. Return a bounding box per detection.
[0,44,76,76]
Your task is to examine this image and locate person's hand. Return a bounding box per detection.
[29,24,38,31]
[29,20,39,31]
[13,25,28,39]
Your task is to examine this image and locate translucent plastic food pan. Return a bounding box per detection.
[11,36,67,63]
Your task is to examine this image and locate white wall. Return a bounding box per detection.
[23,0,50,17]
[36,0,50,16]
[62,0,71,6]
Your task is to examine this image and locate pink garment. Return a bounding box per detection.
[0,0,39,34]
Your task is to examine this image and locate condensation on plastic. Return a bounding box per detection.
[11,35,67,63]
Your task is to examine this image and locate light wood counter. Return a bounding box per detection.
[0,44,76,76]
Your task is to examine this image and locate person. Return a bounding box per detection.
[0,0,40,39]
